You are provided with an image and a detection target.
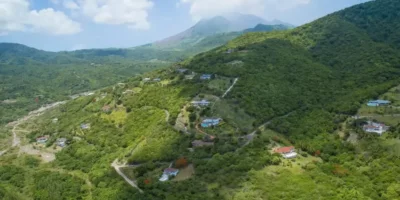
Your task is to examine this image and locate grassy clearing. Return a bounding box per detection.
[212,99,255,131]
[173,164,195,181]
[208,77,232,93]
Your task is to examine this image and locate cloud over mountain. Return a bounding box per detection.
[180,0,311,20]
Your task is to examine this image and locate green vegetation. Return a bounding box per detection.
[2,0,400,199]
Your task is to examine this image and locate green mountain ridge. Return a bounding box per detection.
[2,0,400,199]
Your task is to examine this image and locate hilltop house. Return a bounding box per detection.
[191,100,210,107]
[192,140,214,148]
[201,118,222,128]
[57,138,67,147]
[36,135,49,144]
[159,168,179,182]
[81,123,90,130]
[367,100,391,107]
[363,121,389,135]
[274,146,297,159]
[200,74,212,80]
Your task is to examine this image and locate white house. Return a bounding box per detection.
[159,168,179,182]
[191,100,210,107]
[363,121,389,135]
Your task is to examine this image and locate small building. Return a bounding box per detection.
[81,123,90,130]
[143,78,151,82]
[200,74,212,80]
[177,68,188,73]
[102,105,111,113]
[159,168,179,182]
[363,121,389,135]
[57,138,67,147]
[201,118,222,128]
[185,75,195,80]
[191,100,210,107]
[153,78,161,82]
[274,146,297,159]
[36,135,49,144]
[367,100,391,107]
[192,140,214,148]
[52,118,58,123]
[225,49,234,54]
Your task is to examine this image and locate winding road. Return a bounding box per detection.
[112,159,143,193]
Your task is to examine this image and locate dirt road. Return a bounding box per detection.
[111,159,143,193]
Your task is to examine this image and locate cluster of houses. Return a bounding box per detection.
[274,146,298,159]
[159,168,179,182]
[367,100,391,107]
[35,136,67,147]
[363,121,389,135]
[201,118,222,128]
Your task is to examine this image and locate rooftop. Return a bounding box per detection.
[275,146,295,154]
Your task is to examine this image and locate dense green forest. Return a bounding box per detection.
[1,0,400,199]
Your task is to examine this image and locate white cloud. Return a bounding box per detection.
[63,0,80,10]
[0,0,81,35]
[65,0,154,30]
[180,0,311,20]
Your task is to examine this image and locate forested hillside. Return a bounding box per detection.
[1,0,400,199]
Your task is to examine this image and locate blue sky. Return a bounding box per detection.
[0,0,369,51]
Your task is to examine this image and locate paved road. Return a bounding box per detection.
[112,159,143,193]
[222,78,239,98]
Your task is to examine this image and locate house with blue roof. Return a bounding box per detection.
[201,118,222,128]
[200,74,212,80]
[367,100,391,107]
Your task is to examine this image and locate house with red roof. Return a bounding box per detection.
[274,146,297,159]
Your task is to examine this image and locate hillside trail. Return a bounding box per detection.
[222,78,239,98]
[112,159,144,193]
[241,111,296,148]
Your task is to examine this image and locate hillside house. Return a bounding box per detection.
[200,74,212,80]
[36,135,49,144]
[201,118,222,128]
[225,49,234,54]
[191,100,210,107]
[274,146,297,159]
[363,121,389,135]
[57,138,67,147]
[177,68,188,73]
[159,168,179,182]
[192,140,214,148]
[367,100,391,107]
[143,78,151,82]
[102,105,111,113]
[153,78,161,82]
[81,123,90,130]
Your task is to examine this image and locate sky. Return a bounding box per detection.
[0,0,370,51]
